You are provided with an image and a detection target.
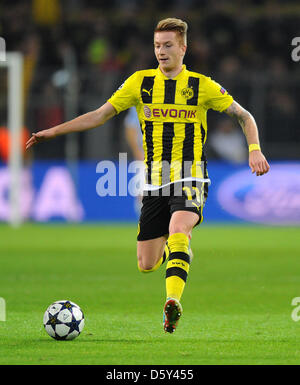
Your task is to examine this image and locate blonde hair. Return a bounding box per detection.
[154,18,188,46]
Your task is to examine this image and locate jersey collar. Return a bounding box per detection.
[156,64,187,80]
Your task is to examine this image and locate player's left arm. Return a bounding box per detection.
[225,101,270,176]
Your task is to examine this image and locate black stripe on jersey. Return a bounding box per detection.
[200,123,207,166]
[162,123,175,162]
[144,121,154,184]
[164,79,176,104]
[187,77,199,106]
[141,76,155,103]
[201,123,206,145]
[182,123,195,178]
[161,122,175,185]
[203,158,208,179]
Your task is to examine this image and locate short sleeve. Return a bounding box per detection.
[107,72,139,114]
[203,77,234,112]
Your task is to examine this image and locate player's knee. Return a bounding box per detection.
[137,255,155,273]
[169,222,190,236]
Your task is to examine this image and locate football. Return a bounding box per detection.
[43,300,85,340]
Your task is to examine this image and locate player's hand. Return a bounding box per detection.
[249,150,270,176]
[26,129,57,149]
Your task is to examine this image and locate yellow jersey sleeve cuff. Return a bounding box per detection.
[107,100,120,115]
[219,96,234,112]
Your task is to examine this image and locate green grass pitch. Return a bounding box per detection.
[0,223,300,365]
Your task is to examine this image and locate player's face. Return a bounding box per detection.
[154,31,186,73]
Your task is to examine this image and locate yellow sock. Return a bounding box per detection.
[138,244,169,273]
[165,233,190,301]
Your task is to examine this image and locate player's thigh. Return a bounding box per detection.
[137,236,167,270]
[168,181,207,235]
[169,210,199,236]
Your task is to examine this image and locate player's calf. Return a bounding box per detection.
[137,243,169,273]
[165,232,190,300]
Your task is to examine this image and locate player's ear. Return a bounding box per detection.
[181,44,187,57]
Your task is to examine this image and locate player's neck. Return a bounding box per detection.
[159,64,184,79]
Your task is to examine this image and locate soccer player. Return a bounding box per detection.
[26,18,270,333]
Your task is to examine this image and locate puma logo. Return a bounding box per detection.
[191,202,200,211]
[171,262,186,267]
[142,88,152,96]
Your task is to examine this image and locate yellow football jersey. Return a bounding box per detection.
[108,65,233,188]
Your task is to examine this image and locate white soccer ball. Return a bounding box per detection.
[43,300,85,340]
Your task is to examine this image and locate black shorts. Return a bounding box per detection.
[137,181,209,241]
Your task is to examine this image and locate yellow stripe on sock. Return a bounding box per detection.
[166,258,190,274]
[167,233,189,254]
[166,276,185,301]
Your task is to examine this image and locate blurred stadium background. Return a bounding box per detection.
[0,0,299,225]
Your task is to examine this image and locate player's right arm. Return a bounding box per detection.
[26,71,139,150]
[26,102,116,149]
